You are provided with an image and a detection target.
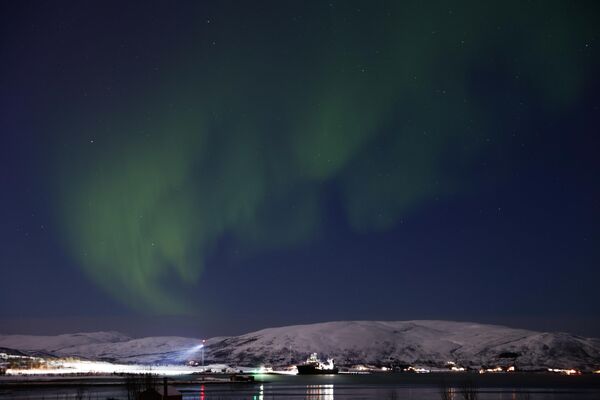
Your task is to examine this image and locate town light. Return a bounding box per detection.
[547,368,580,375]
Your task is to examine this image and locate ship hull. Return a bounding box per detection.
[297,365,339,375]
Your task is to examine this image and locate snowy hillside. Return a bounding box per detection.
[0,331,130,355]
[51,336,206,364]
[2,321,599,371]
[0,332,206,364]
[205,321,600,371]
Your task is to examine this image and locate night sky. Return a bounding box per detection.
[1,1,599,338]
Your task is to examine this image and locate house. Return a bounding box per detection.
[137,378,182,400]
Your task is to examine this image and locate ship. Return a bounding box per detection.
[296,353,339,375]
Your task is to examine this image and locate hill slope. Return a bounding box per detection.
[2,321,599,370]
[206,321,600,371]
[0,331,130,355]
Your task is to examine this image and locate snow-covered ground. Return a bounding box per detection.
[0,333,210,364]
[206,321,600,371]
[0,331,130,355]
[2,321,599,371]
[4,360,207,376]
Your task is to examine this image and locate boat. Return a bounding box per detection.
[296,353,339,375]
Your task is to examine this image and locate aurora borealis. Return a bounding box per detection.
[1,1,599,336]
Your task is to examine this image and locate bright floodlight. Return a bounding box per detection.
[180,343,204,360]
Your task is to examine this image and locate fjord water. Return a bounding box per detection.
[190,373,600,399]
[4,373,600,400]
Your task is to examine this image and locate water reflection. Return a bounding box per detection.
[254,383,264,400]
[306,384,334,399]
[510,390,532,400]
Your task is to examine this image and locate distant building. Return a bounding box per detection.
[137,378,182,400]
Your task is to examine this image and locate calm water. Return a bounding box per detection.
[2,373,600,400]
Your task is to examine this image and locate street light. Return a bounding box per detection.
[201,339,206,367]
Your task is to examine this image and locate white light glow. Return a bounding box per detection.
[181,344,204,359]
[478,366,504,374]
[406,366,430,373]
[547,368,580,375]
[7,360,211,376]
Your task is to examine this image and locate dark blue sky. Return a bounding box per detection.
[1,1,599,338]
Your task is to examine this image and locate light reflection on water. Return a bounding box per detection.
[2,385,600,400]
[179,382,600,400]
[306,384,334,400]
[3,375,600,400]
[178,383,600,400]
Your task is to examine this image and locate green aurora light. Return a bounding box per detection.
[54,2,597,312]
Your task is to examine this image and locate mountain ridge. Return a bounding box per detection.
[1,320,599,371]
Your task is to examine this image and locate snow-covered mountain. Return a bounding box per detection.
[0,332,204,364]
[0,331,130,356]
[50,336,206,364]
[205,321,600,371]
[2,321,599,371]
